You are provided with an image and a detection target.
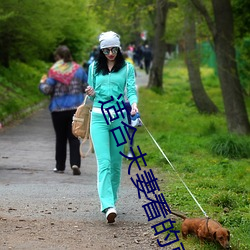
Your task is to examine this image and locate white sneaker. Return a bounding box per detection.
[53,168,64,173]
[127,151,133,158]
[105,207,117,223]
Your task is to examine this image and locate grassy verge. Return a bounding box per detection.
[0,60,50,125]
[131,58,250,249]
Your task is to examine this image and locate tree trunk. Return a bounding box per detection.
[184,4,218,114]
[212,0,250,134]
[148,0,168,89]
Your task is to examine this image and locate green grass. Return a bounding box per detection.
[0,60,50,123]
[130,58,250,249]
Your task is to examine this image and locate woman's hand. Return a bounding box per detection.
[131,103,138,116]
[40,74,47,83]
[85,86,95,97]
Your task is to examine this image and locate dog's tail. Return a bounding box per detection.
[164,205,187,220]
[170,210,187,220]
[167,209,187,220]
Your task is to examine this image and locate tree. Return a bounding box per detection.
[191,0,250,134]
[232,0,250,96]
[0,0,58,66]
[91,0,155,48]
[148,0,177,89]
[184,1,218,114]
[0,0,98,66]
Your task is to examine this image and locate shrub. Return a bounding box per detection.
[210,192,237,209]
[210,135,250,159]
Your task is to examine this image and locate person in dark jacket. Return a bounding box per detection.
[143,44,152,74]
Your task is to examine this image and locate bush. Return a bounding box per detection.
[210,135,250,159]
[210,192,237,209]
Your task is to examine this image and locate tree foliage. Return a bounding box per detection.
[232,0,250,40]
[0,0,99,67]
[164,2,184,44]
[232,0,250,95]
[91,0,155,46]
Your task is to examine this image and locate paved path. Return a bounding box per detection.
[0,71,174,250]
[135,68,149,88]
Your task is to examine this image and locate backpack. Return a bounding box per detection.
[72,95,93,158]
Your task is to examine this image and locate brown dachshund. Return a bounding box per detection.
[170,210,231,249]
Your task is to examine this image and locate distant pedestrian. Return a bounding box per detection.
[39,45,88,175]
[143,44,152,74]
[134,45,144,69]
[85,31,138,223]
[86,46,99,71]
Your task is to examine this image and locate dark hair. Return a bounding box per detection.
[54,45,73,63]
[95,48,126,75]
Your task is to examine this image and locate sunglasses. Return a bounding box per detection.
[102,47,119,55]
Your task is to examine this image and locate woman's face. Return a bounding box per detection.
[102,47,118,61]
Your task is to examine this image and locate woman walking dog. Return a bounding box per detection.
[85,31,138,223]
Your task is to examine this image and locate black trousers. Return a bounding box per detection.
[144,59,151,74]
[51,110,80,171]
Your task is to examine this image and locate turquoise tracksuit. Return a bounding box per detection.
[88,62,137,212]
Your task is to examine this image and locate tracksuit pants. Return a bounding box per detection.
[90,110,127,212]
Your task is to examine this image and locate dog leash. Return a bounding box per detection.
[139,118,209,218]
